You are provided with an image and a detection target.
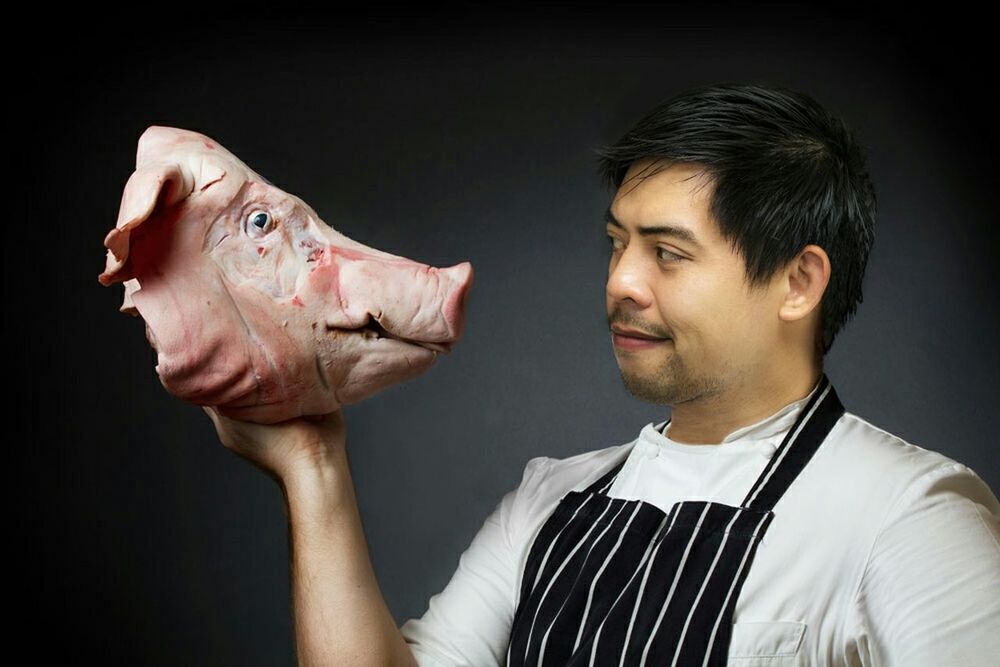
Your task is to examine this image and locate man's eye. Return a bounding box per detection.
[657,247,684,262]
[606,235,683,263]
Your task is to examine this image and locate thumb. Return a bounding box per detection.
[201,405,219,423]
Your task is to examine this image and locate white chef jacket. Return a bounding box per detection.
[400,386,1000,666]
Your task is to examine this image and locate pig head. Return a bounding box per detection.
[98,126,473,424]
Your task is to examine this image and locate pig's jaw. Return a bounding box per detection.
[311,322,441,408]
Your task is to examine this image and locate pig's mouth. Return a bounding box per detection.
[339,316,453,354]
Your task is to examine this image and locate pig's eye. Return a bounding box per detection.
[244,210,274,237]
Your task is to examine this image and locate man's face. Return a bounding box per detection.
[605,158,785,407]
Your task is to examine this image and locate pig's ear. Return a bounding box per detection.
[97,162,194,286]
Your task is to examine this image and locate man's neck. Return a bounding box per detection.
[665,366,823,445]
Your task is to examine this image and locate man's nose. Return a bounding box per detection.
[606,248,651,305]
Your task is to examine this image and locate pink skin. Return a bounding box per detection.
[99,126,473,424]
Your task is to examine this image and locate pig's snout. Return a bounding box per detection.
[328,254,474,354]
[370,261,473,354]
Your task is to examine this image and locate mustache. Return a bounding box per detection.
[607,316,671,339]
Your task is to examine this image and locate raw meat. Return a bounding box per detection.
[99,126,473,423]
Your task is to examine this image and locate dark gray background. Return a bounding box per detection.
[18,8,998,665]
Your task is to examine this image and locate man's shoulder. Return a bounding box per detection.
[808,410,998,521]
[830,410,974,482]
[506,430,643,536]
[531,434,640,492]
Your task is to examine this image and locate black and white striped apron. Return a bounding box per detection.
[505,373,844,666]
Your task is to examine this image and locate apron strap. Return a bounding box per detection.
[582,374,844,510]
[580,448,632,495]
[740,373,845,511]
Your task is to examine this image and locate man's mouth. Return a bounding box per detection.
[611,326,669,341]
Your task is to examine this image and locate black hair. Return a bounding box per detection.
[594,81,877,359]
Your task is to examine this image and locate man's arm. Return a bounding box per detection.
[852,461,1000,665]
[203,407,417,667]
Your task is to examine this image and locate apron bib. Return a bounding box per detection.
[505,373,845,666]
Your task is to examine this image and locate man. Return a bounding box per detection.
[203,82,1000,666]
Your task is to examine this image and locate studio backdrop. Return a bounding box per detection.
[16,9,998,665]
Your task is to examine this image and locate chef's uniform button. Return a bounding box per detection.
[643,442,659,459]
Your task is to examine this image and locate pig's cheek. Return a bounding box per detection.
[213,242,293,299]
[311,329,351,387]
[244,246,296,299]
[301,261,344,313]
[211,244,257,289]
[275,248,304,299]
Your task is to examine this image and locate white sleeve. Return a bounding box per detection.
[400,456,550,667]
[853,461,1000,666]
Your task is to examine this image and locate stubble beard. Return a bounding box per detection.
[617,346,723,407]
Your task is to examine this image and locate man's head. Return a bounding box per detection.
[597,82,876,406]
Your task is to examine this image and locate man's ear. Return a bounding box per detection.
[778,244,830,323]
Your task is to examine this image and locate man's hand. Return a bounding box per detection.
[201,406,347,484]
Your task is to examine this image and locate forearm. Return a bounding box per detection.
[281,447,418,667]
